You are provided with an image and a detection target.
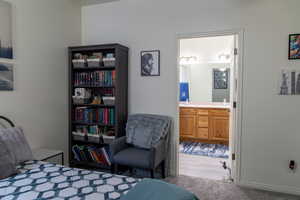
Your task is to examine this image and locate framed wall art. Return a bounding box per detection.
[289,34,300,60]
[0,0,13,59]
[141,50,160,76]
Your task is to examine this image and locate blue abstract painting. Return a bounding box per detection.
[0,0,13,59]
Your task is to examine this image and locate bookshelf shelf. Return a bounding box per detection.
[73,86,115,89]
[72,122,115,127]
[72,139,103,145]
[73,66,116,71]
[73,104,115,108]
[69,44,128,172]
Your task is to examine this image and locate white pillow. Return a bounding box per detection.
[0,127,33,164]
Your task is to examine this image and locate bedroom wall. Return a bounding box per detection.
[0,0,81,163]
[81,0,300,195]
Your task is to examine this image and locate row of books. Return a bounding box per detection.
[72,145,111,166]
[75,125,99,135]
[74,71,116,87]
[74,107,115,125]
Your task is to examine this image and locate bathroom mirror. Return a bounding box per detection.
[180,64,230,103]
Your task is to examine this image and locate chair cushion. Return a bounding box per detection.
[129,125,154,149]
[0,127,33,164]
[113,147,152,169]
[126,114,171,149]
[0,139,19,179]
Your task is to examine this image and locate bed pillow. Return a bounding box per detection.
[120,179,199,200]
[129,125,154,149]
[0,127,33,164]
[0,140,19,179]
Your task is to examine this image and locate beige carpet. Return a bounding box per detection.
[166,175,299,200]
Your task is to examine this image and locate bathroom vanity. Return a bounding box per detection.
[180,103,230,145]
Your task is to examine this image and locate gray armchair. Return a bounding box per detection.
[110,114,171,178]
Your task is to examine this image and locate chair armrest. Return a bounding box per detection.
[150,139,166,168]
[110,136,128,157]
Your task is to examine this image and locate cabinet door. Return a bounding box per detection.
[210,116,229,140]
[180,114,196,137]
[197,116,209,127]
[196,128,209,139]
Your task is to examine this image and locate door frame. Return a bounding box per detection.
[175,29,244,183]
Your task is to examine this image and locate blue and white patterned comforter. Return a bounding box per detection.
[0,161,139,200]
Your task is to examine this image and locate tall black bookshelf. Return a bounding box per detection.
[68,44,128,171]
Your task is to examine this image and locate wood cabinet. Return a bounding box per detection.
[180,107,229,144]
[180,114,196,137]
[210,116,229,141]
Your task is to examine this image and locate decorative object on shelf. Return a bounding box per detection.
[102,96,115,105]
[279,68,300,95]
[0,0,13,59]
[87,53,103,68]
[0,62,13,91]
[103,53,115,67]
[141,50,160,76]
[213,68,228,89]
[91,96,102,105]
[289,34,300,60]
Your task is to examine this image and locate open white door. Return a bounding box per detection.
[229,34,239,181]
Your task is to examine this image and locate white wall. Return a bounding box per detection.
[0,0,81,163]
[82,0,300,194]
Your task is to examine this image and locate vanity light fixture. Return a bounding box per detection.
[180,56,199,65]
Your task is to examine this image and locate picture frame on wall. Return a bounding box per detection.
[141,50,160,76]
[213,69,228,89]
[0,62,13,91]
[288,34,300,60]
[278,68,300,95]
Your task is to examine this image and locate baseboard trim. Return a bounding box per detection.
[238,180,300,196]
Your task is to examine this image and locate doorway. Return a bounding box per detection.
[176,31,243,182]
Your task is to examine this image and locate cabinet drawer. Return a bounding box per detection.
[196,128,209,139]
[197,109,209,115]
[180,108,196,115]
[197,116,209,127]
[209,109,229,116]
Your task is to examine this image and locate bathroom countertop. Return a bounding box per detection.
[179,102,231,109]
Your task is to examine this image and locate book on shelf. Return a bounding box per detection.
[74,107,115,125]
[72,145,111,166]
[74,71,116,87]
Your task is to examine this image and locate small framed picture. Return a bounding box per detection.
[213,69,228,89]
[0,62,13,91]
[289,34,300,60]
[141,50,160,76]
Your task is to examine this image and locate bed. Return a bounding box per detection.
[0,116,198,200]
[0,160,139,200]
